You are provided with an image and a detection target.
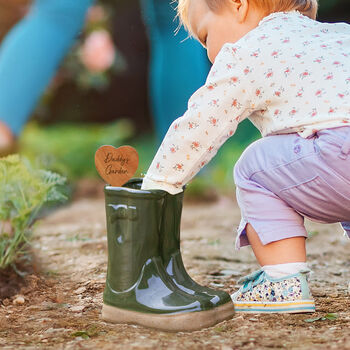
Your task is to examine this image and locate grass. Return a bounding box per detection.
[20,119,134,179]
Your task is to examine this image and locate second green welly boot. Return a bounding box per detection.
[125,178,234,322]
[101,182,227,332]
[160,190,235,323]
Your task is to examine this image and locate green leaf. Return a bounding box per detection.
[71,331,90,339]
[304,316,324,323]
[304,313,338,323]
[324,313,338,321]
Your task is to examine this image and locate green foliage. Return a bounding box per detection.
[18,119,255,200]
[318,0,344,14]
[0,155,67,269]
[304,313,338,323]
[20,119,134,180]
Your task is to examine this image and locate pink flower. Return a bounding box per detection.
[230,76,239,84]
[231,99,241,109]
[174,163,184,172]
[191,141,200,151]
[310,109,317,117]
[208,116,218,126]
[80,30,115,73]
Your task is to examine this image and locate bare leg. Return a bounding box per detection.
[246,223,306,266]
[0,121,15,151]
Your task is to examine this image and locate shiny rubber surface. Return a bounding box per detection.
[104,257,208,314]
[103,181,214,314]
[127,178,232,307]
[166,251,231,306]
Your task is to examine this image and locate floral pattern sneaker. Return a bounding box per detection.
[231,269,315,313]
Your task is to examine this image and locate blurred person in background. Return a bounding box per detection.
[0,0,94,155]
[140,0,210,140]
[0,0,209,155]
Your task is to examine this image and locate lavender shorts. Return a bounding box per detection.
[233,126,350,249]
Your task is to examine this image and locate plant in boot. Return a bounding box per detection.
[126,178,234,323]
[101,181,229,332]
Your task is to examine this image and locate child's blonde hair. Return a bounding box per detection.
[177,0,318,33]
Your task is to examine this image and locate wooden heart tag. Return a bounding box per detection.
[95,145,139,186]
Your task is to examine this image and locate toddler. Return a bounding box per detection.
[142,0,350,313]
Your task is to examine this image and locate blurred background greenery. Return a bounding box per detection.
[0,0,349,198]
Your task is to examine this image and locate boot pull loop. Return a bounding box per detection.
[108,204,138,221]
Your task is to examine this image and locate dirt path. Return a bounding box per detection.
[1,194,350,349]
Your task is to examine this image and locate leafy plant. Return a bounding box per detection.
[0,155,67,270]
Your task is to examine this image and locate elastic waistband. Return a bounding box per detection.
[339,126,350,160]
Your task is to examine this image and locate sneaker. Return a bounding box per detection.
[231,269,315,313]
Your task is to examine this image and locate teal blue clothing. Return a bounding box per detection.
[0,0,93,135]
[0,0,209,139]
[140,0,210,140]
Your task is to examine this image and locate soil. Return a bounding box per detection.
[0,265,30,300]
[1,191,350,349]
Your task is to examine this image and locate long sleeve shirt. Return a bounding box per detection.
[142,11,350,194]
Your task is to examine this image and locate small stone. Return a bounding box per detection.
[348,282,350,295]
[53,290,65,303]
[70,305,85,312]
[13,296,25,305]
[220,270,242,277]
[2,299,10,306]
[312,289,326,297]
[74,287,86,295]
[210,282,225,288]
[44,327,68,335]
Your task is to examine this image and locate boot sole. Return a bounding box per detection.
[101,302,234,332]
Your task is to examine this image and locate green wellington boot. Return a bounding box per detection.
[161,190,235,322]
[125,178,234,323]
[102,183,225,332]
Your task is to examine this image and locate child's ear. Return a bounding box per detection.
[228,0,249,23]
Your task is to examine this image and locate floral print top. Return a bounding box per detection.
[142,11,350,194]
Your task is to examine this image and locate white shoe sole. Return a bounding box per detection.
[233,300,315,313]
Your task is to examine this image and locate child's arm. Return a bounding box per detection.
[142,44,259,194]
